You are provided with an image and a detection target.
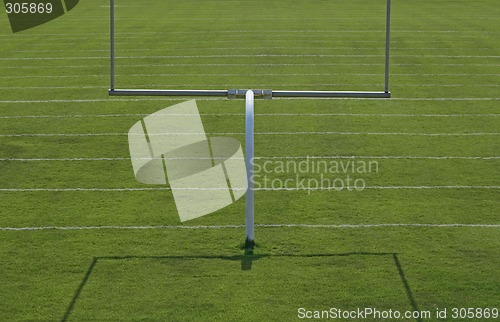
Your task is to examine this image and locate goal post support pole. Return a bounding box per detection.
[244,90,255,255]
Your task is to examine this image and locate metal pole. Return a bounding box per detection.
[110,0,115,91]
[385,0,391,94]
[109,89,390,98]
[272,90,390,98]
[245,90,255,248]
[109,89,228,97]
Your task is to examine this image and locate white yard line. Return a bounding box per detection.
[0,223,498,232]
[0,156,498,162]
[0,186,498,193]
[4,47,499,54]
[1,113,497,119]
[2,73,500,79]
[1,54,499,61]
[1,83,500,89]
[3,84,500,90]
[1,29,499,36]
[1,63,499,69]
[257,155,500,160]
[0,132,498,138]
[0,40,492,47]
[1,98,500,104]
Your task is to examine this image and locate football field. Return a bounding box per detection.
[0,0,499,320]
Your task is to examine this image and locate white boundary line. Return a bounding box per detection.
[2,84,500,90]
[1,54,499,61]
[258,155,500,160]
[3,84,500,90]
[0,27,498,39]
[0,186,498,192]
[1,132,498,138]
[3,40,495,47]
[1,63,499,69]
[2,29,500,36]
[0,113,498,119]
[1,98,500,103]
[0,223,498,231]
[1,35,496,43]
[2,73,500,79]
[1,30,499,37]
[4,46,499,53]
[1,156,498,162]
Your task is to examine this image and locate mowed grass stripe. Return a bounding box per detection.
[0,188,497,228]
[1,135,498,158]
[1,158,498,188]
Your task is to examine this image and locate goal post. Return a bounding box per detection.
[108,0,393,250]
[108,0,392,99]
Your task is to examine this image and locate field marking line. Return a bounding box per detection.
[69,17,499,22]
[1,98,500,104]
[3,84,500,90]
[1,132,498,138]
[1,40,492,47]
[1,29,498,36]
[0,186,498,192]
[4,46,499,54]
[258,155,500,160]
[3,73,500,79]
[1,113,498,119]
[1,223,498,232]
[2,29,498,35]
[1,54,499,61]
[2,63,499,69]
[1,155,499,162]
[1,156,498,162]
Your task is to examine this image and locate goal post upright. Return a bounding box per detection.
[110,0,114,91]
[385,0,391,94]
[108,0,393,250]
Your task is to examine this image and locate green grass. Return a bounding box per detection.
[0,0,499,321]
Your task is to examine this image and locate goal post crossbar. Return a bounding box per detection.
[108,89,391,99]
[108,0,392,99]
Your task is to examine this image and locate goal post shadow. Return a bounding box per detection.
[61,252,421,322]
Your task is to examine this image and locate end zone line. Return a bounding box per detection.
[1,98,500,104]
[0,156,498,162]
[1,54,499,61]
[1,223,498,231]
[1,132,499,137]
[1,113,499,119]
[0,186,498,192]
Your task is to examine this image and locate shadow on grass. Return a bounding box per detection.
[62,252,420,322]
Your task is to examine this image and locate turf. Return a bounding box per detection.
[0,0,499,321]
